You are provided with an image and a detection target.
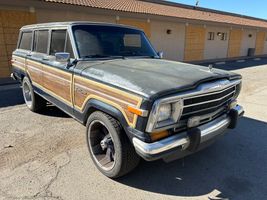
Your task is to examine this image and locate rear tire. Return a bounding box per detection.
[22,77,46,112]
[86,111,140,178]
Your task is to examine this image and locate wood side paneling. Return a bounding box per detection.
[74,76,142,127]
[184,25,206,61]
[118,18,151,38]
[255,31,266,55]
[0,10,36,78]
[227,29,242,58]
[27,60,72,104]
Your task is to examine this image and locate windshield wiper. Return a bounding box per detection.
[81,55,125,60]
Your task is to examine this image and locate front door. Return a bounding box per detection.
[41,29,74,113]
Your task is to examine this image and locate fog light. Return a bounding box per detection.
[187,116,201,128]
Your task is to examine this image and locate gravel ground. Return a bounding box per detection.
[0,58,267,200]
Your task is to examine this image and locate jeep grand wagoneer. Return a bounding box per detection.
[11,22,244,178]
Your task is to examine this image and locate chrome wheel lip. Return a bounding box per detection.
[88,120,116,171]
[22,81,32,108]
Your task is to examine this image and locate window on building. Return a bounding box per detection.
[50,30,74,58]
[220,32,228,41]
[123,34,141,47]
[208,32,215,40]
[34,30,49,54]
[19,32,32,50]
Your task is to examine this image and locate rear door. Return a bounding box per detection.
[26,29,49,87]
[41,28,74,113]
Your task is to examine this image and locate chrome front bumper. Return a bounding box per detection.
[133,105,244,161]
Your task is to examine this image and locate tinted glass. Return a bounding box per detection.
[65,34,74,58]
[50,30,66,55]
[34,30,49,54]
[50,30,74,58]
[19,32,32,50]
[72,25,157,58]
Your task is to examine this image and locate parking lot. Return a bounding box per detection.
[0,58,267,200]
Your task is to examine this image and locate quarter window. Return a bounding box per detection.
[50,30,74,58]
[34,30,49,54]
[19,32,32,50]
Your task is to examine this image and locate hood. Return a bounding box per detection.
[76,58,240,99]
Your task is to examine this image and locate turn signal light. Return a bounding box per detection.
[127,105,148,117]
[150,130,169,141]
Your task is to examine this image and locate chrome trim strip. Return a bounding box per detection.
[183,85,236,100]
[134,105,244,156]
[182,98,232,116]
[183,90,235,108]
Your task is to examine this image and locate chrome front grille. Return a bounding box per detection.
[146,78,241,133]
[180,85,236,121]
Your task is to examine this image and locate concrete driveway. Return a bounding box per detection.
[0,58,267,200]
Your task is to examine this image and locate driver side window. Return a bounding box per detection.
[49,30,74,58]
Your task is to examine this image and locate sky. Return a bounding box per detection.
[168,0,267,20]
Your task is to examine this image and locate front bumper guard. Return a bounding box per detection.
[133,105,244,161]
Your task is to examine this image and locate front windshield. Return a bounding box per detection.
[72,25,158,59]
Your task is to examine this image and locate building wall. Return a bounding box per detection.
[1,1,267,78]
[264,39,267,54]
[227,29,243,58]
[240,29,257,57]
[204,26,229,60]
[0,9,36,78]
[255,31,266,55]
[184,24,206,61]
[150,20,185,61]
[36,8,116,23]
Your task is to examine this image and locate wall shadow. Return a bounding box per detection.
[0,86,24,108]
[118,117,267,200]
[199,57,267,71]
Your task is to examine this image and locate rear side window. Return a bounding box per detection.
[19,32,32,50]
[34,30,49,54]
[50,30,74,57]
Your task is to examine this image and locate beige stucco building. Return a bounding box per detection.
[0,0,267,78]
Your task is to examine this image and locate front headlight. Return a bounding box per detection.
[158,104,172,122]
[146,99,183,132]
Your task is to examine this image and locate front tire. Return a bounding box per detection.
[22,77,46,112]
[86,111,140,178]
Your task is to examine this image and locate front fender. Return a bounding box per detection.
[75,98,149,142]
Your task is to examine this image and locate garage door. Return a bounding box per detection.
[255,31,266,55]
[227,29,242,58]
[0,10,36,78]
[184,25,206,61]
[118,18,151,38]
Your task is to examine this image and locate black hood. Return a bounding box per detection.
[75,58,241,99]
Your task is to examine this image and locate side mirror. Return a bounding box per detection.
[55,52,70,63]
[157,51,163,59]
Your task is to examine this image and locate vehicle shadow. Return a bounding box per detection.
[0,85,70,118]
[38,105,70,118]
[118,117,267,200]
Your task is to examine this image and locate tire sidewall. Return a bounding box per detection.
[86,112,124,178]
[22,77,36,111]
